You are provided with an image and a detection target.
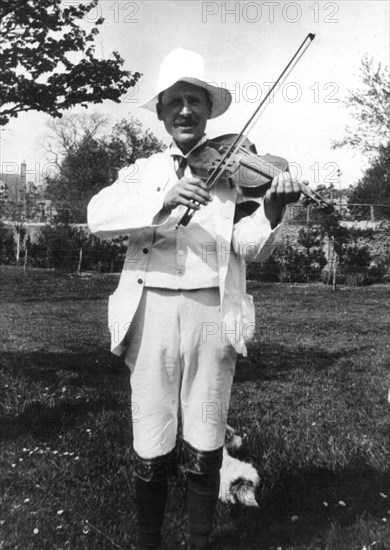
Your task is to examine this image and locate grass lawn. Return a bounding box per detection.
[1,266,390,550]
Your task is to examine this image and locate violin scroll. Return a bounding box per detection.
[299,180,334,213]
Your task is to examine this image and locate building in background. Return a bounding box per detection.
[0,160,56,222]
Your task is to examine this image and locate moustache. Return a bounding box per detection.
[174,117,198,126]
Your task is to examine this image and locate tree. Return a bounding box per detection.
[44,117,166,222]
[318,211,351,290]
[44,111,109,156]
[110,118,167,166]
[332,56,390,157]
[0,188,42,263]
[45,135,119,222]
[0,0,140,125]
[348,141,390,219]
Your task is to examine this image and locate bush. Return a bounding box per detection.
[249,245,326,283]
[247,252,280,282]
[0,223,15,265]
[248,225,327,283]
[322,242,387,286]
[29,224,128,272]
[82,235,128,273]
[276,244,324,283]
[343,243,372,268]
[32,224,84,270]
[341,243,385,286]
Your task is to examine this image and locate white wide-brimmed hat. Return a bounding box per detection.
[139,48,232,119]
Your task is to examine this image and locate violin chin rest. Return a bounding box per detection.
[234,201,260,223]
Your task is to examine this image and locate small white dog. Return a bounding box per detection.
[219,425,260,507]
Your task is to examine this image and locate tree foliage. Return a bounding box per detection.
[332,56,390,157]
[45,135,119,222]
[318,211,350,259]
[0,0,140,125]
[348,141,390,219]
[109,118,167,166]
[45,116,166,222]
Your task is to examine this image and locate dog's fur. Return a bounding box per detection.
[219,425,260,507]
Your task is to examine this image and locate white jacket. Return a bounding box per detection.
[88,150,285,357]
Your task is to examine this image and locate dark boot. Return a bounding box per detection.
[186,471,220,550]
[135,476,168,549]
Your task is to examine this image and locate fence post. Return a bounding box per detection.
[370,205,375,222]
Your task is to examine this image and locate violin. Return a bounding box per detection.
[175,33,333,228]
[186,133,334,212]
[187,134,288,198]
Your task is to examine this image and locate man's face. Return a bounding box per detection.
[157,81,212,154]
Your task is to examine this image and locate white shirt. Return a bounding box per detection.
[144,135,219,289]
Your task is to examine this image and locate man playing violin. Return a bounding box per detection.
[88,48,301,550]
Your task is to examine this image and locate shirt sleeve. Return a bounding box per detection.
[87,159,170,239]
[232,198,286,262]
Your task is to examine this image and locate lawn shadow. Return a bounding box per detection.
[0,349,126,385]
[234,341,365,383]
[0,350,130,442]
[20,295,109,303]
[214,468,390,549]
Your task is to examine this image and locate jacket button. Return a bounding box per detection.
[137,278,143,284]
[156,187,161,192]
[143,248,149,254]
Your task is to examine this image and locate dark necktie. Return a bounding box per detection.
[174,155,187,180]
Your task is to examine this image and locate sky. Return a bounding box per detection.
[1,0,389,190]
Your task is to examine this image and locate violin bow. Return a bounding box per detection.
[176,32,317,229]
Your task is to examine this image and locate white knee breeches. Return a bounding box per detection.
[124,287,237,460]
